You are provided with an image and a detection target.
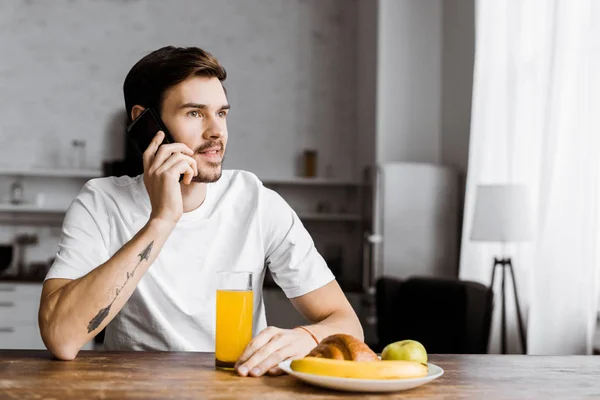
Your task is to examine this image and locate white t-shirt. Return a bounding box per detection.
[45,170,335,351]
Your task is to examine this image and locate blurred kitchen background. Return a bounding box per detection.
[1,0,599,357]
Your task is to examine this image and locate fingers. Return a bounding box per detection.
[235,327,318,378]
[155,156,197,185]
[142,131,165,171]
[235,326,280,375]
[145,135,195,174]
[154,158,195,184]
[154,142,194,164]
[177,163,195,185]
[249,345,296,377]
[236,326,279,368]
[182,165,195,185]
[237,335,288,377]
[154,152,197,175]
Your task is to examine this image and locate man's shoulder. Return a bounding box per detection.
[77,175,143,210]
[215,170,280,213]
[219,169,263,191]
[218,170,292,215]
[84,174,142,194]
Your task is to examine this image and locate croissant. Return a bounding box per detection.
[307,333,379,362]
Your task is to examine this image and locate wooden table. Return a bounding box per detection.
[1,351,599,399]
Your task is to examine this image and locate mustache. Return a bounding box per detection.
[196,141,224,153]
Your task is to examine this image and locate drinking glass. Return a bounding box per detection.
[215,271,253,370]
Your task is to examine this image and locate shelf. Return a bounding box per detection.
[0,208,362,223]
[0,275,46,284]
[297,213,362,222]
[0,204,66,225]
[0,167,102,179]
[0,204,66,213]
[262,177,362,187]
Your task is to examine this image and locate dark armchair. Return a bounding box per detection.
[375,276,493,354]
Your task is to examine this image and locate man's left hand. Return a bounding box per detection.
[234,326,317,377]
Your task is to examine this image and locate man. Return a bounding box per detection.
[38,46,363,377]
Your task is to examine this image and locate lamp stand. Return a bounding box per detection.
[489,257,527,354]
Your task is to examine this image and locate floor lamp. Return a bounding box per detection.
[470,184,534,354]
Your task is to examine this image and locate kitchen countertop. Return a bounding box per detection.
[1,351,599,399]
[0,275,44,284]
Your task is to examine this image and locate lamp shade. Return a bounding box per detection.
[470,184,534,242]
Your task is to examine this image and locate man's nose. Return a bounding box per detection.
[203,118,224,140]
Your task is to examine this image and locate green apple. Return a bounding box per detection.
[381,340,428,364]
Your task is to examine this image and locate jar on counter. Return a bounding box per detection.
[10,180,24,205]
[303,149,317,178]
[70,139,87,169]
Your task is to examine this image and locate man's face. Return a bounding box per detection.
[160,76,229,183]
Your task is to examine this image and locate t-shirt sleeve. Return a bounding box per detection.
[260,186,335,298]
[45,180,111,281]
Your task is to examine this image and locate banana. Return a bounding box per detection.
[290,357,428,380]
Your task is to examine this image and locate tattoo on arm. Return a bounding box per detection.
[87,241,154,333]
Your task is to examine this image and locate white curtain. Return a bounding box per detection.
[460,0,600,354]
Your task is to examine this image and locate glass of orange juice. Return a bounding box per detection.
[215,271,253,370]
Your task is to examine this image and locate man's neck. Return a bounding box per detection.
[180,181,207,213]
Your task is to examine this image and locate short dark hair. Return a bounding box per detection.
[123,46,227,122]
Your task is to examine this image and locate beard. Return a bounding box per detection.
[192,161,223,183]
[191,140,225,183]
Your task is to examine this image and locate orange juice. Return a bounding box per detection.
[215,289,253,369]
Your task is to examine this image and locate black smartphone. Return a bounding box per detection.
[126,108,185,182]
[126,108,175,155]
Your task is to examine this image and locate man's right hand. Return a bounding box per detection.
[143,131,198,224]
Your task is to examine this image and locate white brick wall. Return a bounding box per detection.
[0,0,358,180]
[0,0,359,268]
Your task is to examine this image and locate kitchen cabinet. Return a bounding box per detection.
[261,176,373,296]
[0,168,101,225]
[0,282,94,350]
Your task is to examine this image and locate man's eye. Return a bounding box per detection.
[188,110,201,118]
[218,111,228,118]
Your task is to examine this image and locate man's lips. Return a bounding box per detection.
[199,147,221,154]
[197,146,223,162]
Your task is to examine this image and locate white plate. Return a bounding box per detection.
[278,360,444,393]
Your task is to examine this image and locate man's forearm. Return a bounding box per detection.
[39,218,175,360]
[303,309,364,343]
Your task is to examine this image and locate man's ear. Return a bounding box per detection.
[131,105,145,121]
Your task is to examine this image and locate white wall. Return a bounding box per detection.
[0,0,476,272]
[0,0,358,181]
[442,0,475,175]
[0,0,474,196]
[0,0,360,269]
[358,0,474,173]
[357,0,378,173]
[356,0,474,283]
[441,0,475,258]
[376,0,443,165]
